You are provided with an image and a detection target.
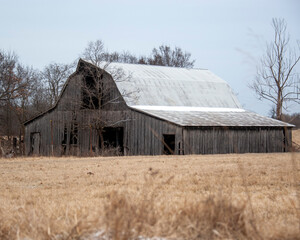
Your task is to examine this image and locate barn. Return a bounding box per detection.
[24,59,293,156]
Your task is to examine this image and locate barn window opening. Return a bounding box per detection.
[82,76,102,109]
[30,132,40,155]
[81,74,109,109]
[100,81,106,108]
[99,127,124,155]
[70,123,78,145]
[13,137,17,148]
[61,125,68,155]
[163,134,175,155]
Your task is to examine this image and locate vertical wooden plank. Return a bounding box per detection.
[145,116,150,155]
[133,111,138,155]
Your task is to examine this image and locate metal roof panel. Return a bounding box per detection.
[102,62,242,108]
[131,107,293,127]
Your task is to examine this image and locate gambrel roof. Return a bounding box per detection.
[98,61,293,127]
[104,62,242,108]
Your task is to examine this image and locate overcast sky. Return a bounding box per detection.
[1,0,299,116]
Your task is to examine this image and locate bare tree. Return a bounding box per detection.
[103,51,139,64]
[10,65,40,154]
[148,45,195,68]
[79,40,133,154]
[12,65,40,121]
[0,50,27,102]
[0,51,30,138]
[41,62,75,106]
[250,18,300,120]
[0,50,42,154]
[30,80,50,114]
[82,40,106,66]
[83,40,195,68]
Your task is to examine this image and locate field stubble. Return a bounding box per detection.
[0,152,299,239]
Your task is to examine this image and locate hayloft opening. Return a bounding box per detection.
[82,76,104,109]
[163,134,175,155]
[99,127,124,154]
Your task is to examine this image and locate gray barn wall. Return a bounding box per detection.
[25,110,71,156]
[183,127,292,154]
[125,110,182,155]
[24,67,182,156]
[25,104,292,156]
[25,64,130,156]
[25,108,182,156]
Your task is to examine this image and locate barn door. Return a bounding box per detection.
[163,134,175,155]
[30,132,40,155]
[99,127,124,155]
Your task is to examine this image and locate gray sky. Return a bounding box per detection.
[1,0,299,116]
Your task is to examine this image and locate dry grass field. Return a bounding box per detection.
[0,131,299,239]
[293,129,300,150]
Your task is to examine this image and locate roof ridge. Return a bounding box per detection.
[85,59,208,71]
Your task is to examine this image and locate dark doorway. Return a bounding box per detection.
[163,134,175,155]
[61,125,68,155]
[99,127,124,154]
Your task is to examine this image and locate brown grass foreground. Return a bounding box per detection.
[0,152,299,240]
[293,129,300,150]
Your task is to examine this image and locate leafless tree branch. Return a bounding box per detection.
[250,18,300,120]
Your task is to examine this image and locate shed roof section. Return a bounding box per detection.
[102,62,242,109]
[132,106,292,127]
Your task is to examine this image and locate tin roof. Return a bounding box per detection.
[100,61,292,127]
[104,62,242,108]
[131,106,292,127]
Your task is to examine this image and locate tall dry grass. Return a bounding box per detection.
[0,153,299,239]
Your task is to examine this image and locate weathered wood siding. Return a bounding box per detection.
[125,110,182,155]
[25,107,293,156]
[25,108,182,156]
[183,127,292,154]
[25,110,73,156]
[25,63,129,156]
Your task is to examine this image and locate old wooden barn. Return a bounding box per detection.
[24,59,293,156]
